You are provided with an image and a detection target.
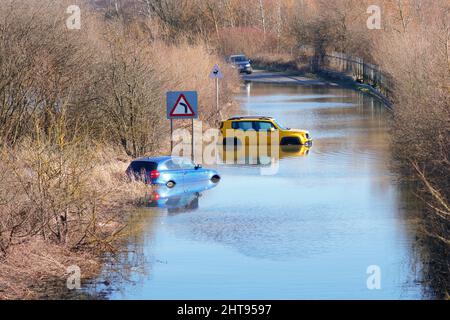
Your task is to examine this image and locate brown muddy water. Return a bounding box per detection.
[69,82,431,299]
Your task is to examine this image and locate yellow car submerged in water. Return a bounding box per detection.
[220,116,312,146]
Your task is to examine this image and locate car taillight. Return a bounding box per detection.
[150,170,160,180]
[151,191,160,201]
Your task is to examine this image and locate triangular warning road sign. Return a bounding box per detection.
[209,64,224,79]
[169,94,195,117]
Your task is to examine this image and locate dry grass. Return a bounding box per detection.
[251,53,306,72]
[219,27,277,57]
[0,142,150,299]
[0,239,99,300]
[0,142,149,250]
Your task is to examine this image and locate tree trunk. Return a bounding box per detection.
[258,0,266,39]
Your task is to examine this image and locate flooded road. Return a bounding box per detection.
[88,83,425,299]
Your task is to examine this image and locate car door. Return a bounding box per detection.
[180,158,206,183]
[255,121,276,145]
[163,160,186,184]
[235,121,256,145]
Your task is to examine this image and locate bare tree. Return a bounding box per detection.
[258,0,266,38]
[97,33,164,157]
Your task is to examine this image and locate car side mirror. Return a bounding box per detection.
[195,164,202,170]
[269,127,276,132]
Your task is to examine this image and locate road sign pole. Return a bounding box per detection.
[170,119,173,153]
[191,118,194,161]
[209,64,224,123]
[216,77,219,119]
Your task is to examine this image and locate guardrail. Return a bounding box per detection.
[306,50,393,100]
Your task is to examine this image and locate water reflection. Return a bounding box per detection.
[147,180,219,215]
[80,181,220,298]
[218,144,310,166]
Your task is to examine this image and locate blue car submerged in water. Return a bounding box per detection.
[127,156,221,188]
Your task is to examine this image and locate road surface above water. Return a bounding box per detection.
[85,81,426,299]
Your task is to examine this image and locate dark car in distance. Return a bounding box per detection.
[228,54,253,74]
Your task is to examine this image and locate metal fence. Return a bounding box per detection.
[319,52,392,98]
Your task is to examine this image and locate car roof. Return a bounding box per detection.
[230,54,246,58]
[226,116,274,121]
[132,156,187,164]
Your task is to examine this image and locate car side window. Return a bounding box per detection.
[164,160,181,170]
[256,122,275,131]
[179,159,195,170]
[233,121,254,131]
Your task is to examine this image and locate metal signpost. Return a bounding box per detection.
[209,64,224,120]
[166,91,198,160]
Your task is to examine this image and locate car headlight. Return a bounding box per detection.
[246,64,251,67]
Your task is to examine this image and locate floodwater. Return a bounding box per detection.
[86,83,427,299]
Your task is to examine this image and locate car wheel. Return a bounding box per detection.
[211,175,221,183]
[166,181,176,188]
[280,137,301,146]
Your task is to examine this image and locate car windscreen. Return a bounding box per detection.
[129,161,158,173]
[273,120,288,130]
[232,56,247,62]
